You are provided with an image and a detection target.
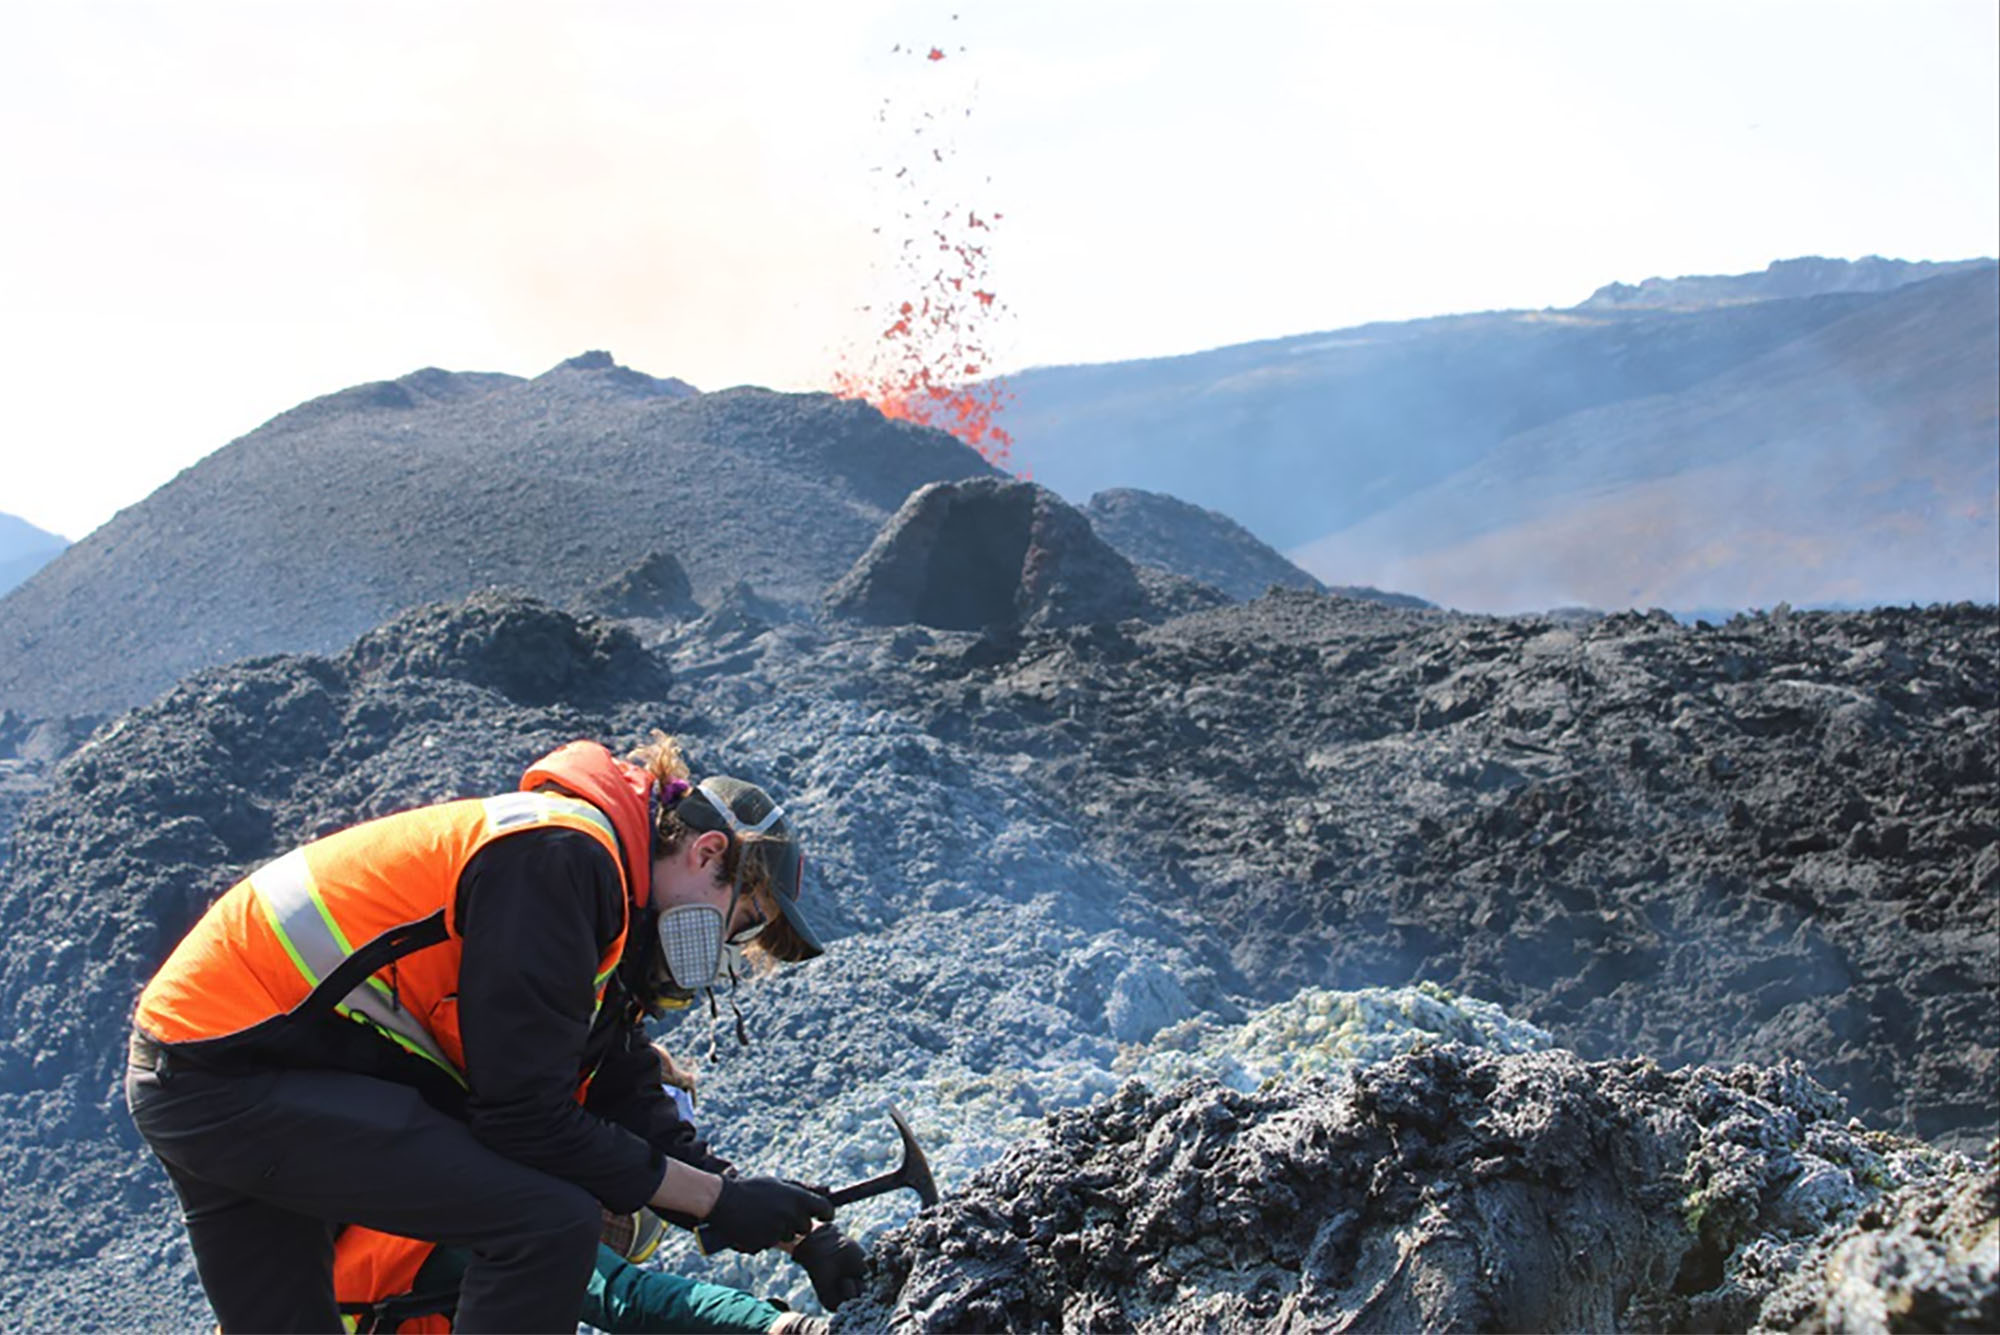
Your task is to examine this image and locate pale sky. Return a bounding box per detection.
[2,0,1994,540]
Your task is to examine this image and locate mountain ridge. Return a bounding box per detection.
[0,513,68,599]
[0,363,1364,720]
[0,359,996,717]
[998,257,1997,612]
[1579,254,1993,310]
[1293,265,2000,610]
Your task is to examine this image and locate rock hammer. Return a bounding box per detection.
[826,1106,939,1209]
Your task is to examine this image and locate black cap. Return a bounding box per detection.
[675,776,825,960]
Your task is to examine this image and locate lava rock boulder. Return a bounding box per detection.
[571,550,702,622]
[835,1045,1995,1333]
[825,478,1150,631]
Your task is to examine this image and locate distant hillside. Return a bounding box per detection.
[0,513,67,597]
[1000,257,1997,612]
[0,353,995,716]
[1578,255,1992,310]
[1297,266,2000,611]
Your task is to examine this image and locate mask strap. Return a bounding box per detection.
[697,974,751,1056]
[726,966,750,1048]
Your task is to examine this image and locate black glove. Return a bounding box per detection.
[793,1224,868,1312]
[698,1176,834,1255]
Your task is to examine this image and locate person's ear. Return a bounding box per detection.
[692,830,730,871]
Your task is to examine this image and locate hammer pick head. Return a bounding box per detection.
[888,1105,940,1207]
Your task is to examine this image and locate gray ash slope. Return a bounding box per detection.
[0,479,1993,1327]
[0,363,1341,725]
[0,352,996,718]
[1295,266,2000,612]
[1083,488,1324,602]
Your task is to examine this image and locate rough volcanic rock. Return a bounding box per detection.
[1126,564,1233,621]
[1,575,1994,1327]
[650,983,1553,1310]
[571,550,701,621]
[0,358,995,717]
[347,591,672,707]
[1756,1149,2000,1333]
[0,762,40,872]
[0,711,95,870]
[653,591,1998,1152]
[835,1046,1989,1333]
[826,478,1149,631]
[1084,487,1324,602]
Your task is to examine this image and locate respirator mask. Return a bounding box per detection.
[653,896,759,994]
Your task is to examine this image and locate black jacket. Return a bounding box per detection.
[168,827,727,1214]
[455,827,733,1211]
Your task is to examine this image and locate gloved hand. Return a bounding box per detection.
[698,1176,833,1255]
[792,1224,868,1312]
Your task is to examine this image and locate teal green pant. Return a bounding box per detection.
[582,1245,785,1334]
[408,1243,784,1333]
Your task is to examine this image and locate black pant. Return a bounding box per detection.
[126,1044,600,1334]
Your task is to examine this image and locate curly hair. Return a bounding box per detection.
[627,730,693,788]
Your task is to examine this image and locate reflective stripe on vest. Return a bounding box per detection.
[249,847,462,1082]
[249,793,621,1087]
[483,790,616,845]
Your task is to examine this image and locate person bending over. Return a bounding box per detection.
[128,731,839,1331]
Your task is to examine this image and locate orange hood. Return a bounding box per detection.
[519,740,655,909]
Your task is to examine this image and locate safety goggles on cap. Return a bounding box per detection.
[673,776,824,959]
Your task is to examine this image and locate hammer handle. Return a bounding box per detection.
[826,1168,905,1209]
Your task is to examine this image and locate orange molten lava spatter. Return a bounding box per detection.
[832,26,1017,470]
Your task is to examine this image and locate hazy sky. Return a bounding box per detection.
[3,0,1995,540]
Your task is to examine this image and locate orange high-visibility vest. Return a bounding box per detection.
[334,1228,452,1334]
[132,790,630,1082]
